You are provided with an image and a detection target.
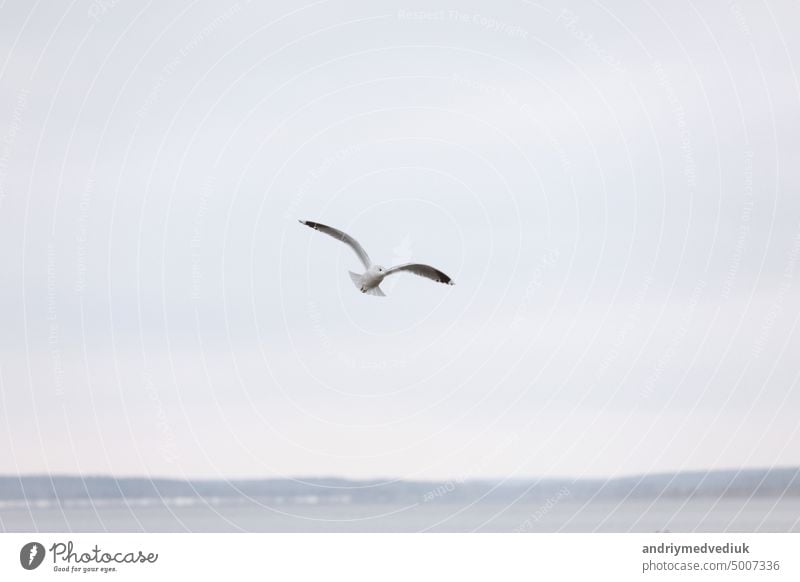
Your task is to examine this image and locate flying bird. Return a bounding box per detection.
[299,220,454,296]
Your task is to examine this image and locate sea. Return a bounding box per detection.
[1,497,798,533]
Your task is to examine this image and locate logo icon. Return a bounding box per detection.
[20,542,45,570]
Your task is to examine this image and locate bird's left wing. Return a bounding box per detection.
[299,220,371,269]
[384,263,454,286]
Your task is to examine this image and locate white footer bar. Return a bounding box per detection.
[1,533,796,581]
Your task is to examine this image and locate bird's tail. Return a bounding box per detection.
[349,271,386,296]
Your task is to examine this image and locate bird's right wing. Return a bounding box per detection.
[384,263,454,286]
[299,220,371,269]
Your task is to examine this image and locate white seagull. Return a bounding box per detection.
[299,220,455,297]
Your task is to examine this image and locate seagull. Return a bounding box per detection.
[299,220,455,297]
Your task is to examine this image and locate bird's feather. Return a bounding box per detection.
[299,220,372,269]
[384,263,454,286]
[365,285,386,297]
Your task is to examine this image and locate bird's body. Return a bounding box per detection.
[353,265,386,293]
[299,220,454,296]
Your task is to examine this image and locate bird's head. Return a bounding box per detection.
[374,265,385,274]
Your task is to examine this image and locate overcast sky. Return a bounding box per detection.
[0,0,799,482]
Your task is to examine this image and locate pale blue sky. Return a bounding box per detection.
[0,0,799,480]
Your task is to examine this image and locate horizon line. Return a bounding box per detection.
[2,465,798,484]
